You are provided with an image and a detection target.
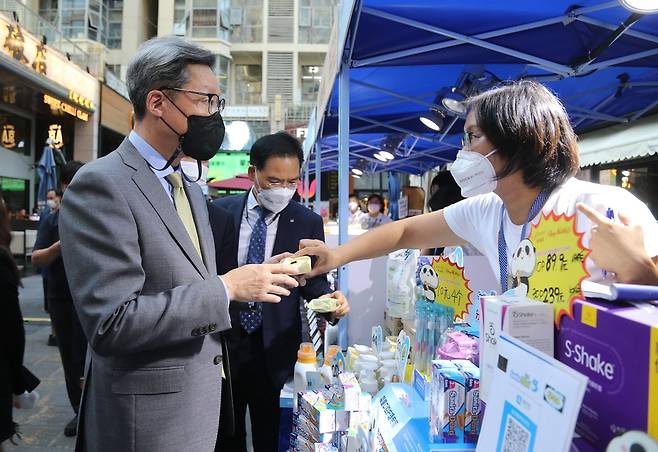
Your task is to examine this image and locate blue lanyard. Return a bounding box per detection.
[498,190,550,292]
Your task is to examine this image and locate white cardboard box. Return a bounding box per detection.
[479,296,554,403]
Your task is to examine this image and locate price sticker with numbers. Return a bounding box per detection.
[523,211,590,325]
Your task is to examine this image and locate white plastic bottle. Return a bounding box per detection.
[294,342,318,411]
[320,345,341,384]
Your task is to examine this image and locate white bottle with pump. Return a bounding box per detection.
[294,342,318,411]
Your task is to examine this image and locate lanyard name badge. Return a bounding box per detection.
[498,190,550,293]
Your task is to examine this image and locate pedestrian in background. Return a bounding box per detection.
[0,197,25,451]
[32,161,86,437]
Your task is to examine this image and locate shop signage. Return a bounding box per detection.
[43,94,89,121]
[48,124,64,149]
[524,212,590,325]
[68,90,95,110]
[0,14,97,108]
[1,123,16,148]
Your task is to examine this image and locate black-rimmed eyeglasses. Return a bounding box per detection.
[160,87,226,115]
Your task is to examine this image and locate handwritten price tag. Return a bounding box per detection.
[527,212,590,324]
[432,256,473,322]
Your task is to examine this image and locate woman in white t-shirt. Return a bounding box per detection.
[297,80,658,290]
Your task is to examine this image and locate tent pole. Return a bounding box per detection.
[337,60,350,349]
[314,142,322,214]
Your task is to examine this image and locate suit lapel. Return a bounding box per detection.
[272,202,294,256]
[232,192,249,245]
[118,142,208,277]
[185,182,214,275]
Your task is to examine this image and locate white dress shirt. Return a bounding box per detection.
[128,131,177,203]
[238,189,280,266]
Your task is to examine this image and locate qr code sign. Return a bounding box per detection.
[501,415,531,452]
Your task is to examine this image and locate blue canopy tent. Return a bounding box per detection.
[301,0,658,334]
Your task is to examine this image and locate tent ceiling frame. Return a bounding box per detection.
[351,2,658,78]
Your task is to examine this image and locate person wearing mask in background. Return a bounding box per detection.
[361,193,391,229]
[181,156,210,199]
[211,132,350,452]
[296,81,658,294]
[348,193,365,225]
[32,162,86,437]
[59,37,299,452]
[0,198,25,451]
[42,189,59,346]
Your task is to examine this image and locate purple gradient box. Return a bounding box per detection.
[556,299,658,449]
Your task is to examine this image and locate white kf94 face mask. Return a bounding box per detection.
[449,148,498,197]
[254,173,296,214]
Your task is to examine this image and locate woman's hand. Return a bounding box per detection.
[295,239,342,278]
[577,203,658,284]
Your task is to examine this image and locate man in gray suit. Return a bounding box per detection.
[59,37,299,452]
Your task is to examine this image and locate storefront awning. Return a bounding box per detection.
[578,114,658,167]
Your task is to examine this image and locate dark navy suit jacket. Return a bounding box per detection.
[209,193,332,389]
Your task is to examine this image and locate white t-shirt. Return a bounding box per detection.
[444,178,658,290]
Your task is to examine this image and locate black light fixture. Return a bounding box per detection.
[377,134,405,160]
[619,0,658,14]
[419,98,445,131]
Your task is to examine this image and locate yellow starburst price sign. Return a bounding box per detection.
[432,256,473,322]
[524,212,591,325]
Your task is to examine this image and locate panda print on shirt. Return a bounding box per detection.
[511,238,536,297]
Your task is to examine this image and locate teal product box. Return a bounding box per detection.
[416,361,457,401]
[461,367,481,443]
[430,364,466,443]
[413,368,430,401]
[451,359,477,370]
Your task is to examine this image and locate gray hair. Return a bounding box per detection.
[126,36,215,120]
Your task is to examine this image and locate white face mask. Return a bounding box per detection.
[367,203,381,214]
[254,173,296,214]
[180,160,209,185]
[46,199,58,210]
[449,148,498,197]
[349,201,359,212]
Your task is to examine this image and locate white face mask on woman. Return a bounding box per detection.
[254,173,296,214]
[367,203,381,214]
[449,148,498,197]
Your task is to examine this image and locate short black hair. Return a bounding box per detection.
[55,189,64,198]
[61,161,84,185]
[249,132,304,170]
[466,80,579,192]
[349,193,358,200]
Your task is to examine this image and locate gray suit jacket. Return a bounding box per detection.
[60,138,231,452]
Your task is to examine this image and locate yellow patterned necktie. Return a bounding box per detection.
[165,172,201,258]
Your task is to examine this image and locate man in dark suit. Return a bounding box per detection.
[211,132,350,451]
